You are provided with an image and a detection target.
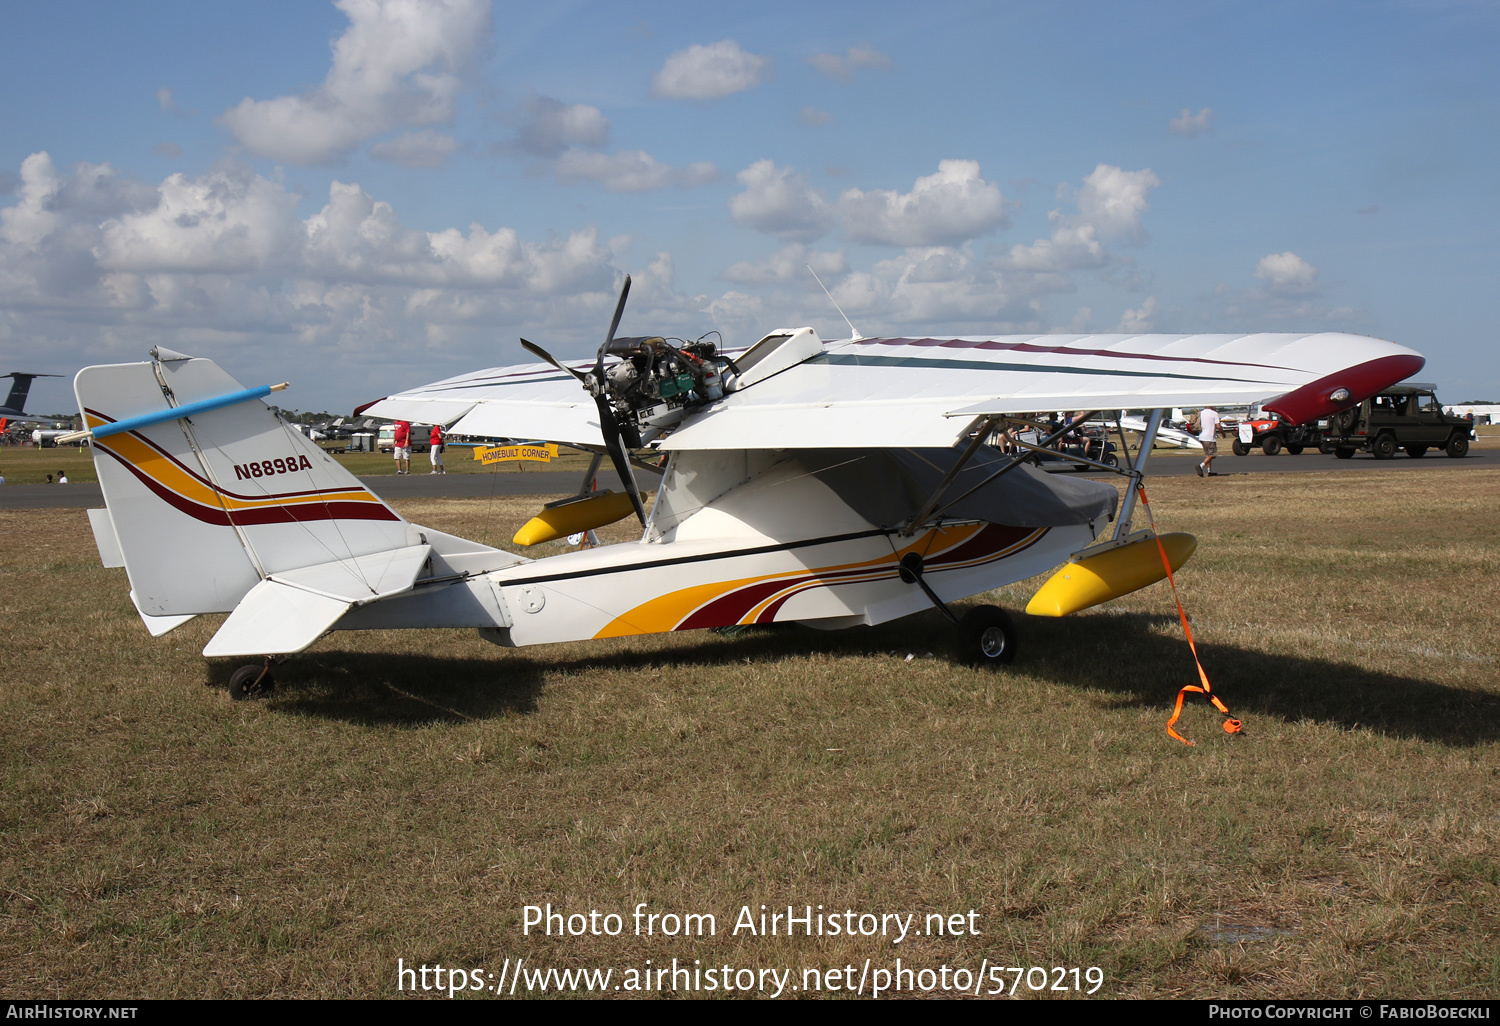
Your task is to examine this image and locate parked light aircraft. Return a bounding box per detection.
[1116,414,1201,450]
[68,277,1423,698]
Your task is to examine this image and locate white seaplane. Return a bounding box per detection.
[67,278,1423,697]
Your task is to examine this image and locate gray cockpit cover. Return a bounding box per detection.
[798,448,1118,529]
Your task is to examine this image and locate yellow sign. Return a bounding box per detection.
[475,442,559,465]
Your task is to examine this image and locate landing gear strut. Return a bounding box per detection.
[898,552,1019,667]
[227,660,275,701]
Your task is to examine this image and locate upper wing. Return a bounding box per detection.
[358,360,602,444]
[660,331,1424,450]
[362,331,1423,451]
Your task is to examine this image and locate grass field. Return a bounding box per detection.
[1,469,1497,999]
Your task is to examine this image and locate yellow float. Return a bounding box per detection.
[1025,533,1197,617]
[512,491,640,546]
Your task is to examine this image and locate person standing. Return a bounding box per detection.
[428,423,445,474]
[1196,407,1223,477]
[57,470,68,483]
[393,420,411,475]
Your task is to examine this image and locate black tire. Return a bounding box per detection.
[1285,444,1304,455]
[1262,435,1282,456]
[1231,438,1250,456]
[1103,453,1119,469]
[228,664,274,701]
[1335,447,1356,460]
[957,606,1016,667]
[1405,445,1427,458]
[1446,434,1470,458]
[1372,434,1397,460]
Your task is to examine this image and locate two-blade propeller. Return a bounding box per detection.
[519,275,649,528]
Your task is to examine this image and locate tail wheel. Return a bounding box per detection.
[1405,445,1428,458]
[1335,447,1356,460]
[228,664,275,701]
[1285,444,1304,455]
[957,606,1017,667]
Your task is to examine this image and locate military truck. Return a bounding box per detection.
[1320,383,1472,460]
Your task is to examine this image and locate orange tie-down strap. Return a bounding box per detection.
[1135,483,1243,745]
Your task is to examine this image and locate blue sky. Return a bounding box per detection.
[2,0,1497,414]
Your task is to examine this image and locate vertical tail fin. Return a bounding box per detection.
[3,372,62,415]
[76,353,417,618]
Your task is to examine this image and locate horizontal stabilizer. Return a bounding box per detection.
[130,590,197,637]
[204,544,431,656]
[267,543,430,603]
[87,508,125,568]
[203,580,353,658]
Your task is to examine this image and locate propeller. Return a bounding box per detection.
[520,338,588,383]
[521,275,649,528]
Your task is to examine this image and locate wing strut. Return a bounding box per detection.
[900,417,996,536]
[1111,409,1165,540]
[907,411,1102,533]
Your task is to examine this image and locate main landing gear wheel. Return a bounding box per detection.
[228,664,275,701]
[1285,444,1304,455]
[1335,447,1356,460]
[957,606,1017,667]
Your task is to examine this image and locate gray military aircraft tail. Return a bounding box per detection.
[2,373,66,423]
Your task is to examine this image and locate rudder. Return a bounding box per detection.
[76,350,416,618]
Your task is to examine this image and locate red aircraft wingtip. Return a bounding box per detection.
[1264,353,1426,424]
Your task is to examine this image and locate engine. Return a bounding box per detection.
[585,335,734,445]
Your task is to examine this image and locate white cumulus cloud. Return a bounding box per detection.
[514,96,610,157]
[1254,251,1320,296]
[1119,296,1158,331]
[651,40,770,100]
[838,160,1009,247]
[728,160,835,241]
[722,243,847,285]
[219,0,491,165]
[807,45,892,82]
[1169,107,1214,137]
[1072,164,1160,242]
[97,163,303,274]
[1003,164,1158,276]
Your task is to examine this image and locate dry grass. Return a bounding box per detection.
[1,470,1497,999]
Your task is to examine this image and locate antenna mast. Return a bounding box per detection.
[807,265,862,341]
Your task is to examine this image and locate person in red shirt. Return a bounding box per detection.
[428,423,445,474]
[393,420,411,475]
